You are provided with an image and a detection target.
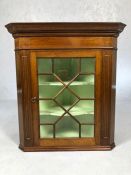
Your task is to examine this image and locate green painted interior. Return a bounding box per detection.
[37,58,95,138]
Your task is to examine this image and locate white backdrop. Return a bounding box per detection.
[0,0,131,100]
[0,1,131,175]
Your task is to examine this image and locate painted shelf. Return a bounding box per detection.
[39,81,94,86]
[40,105,94,116]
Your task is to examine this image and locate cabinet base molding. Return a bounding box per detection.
[19,143,115,152]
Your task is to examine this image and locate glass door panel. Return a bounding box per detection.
[37,58,95,138]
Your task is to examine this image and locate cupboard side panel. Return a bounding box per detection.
[110,50,117,144]
[18,50,34,147]
[101,50,114,146]
[15,51,24,147]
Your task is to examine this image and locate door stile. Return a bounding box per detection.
[30,52,40,146]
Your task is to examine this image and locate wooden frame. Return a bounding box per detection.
[30,50,101,150]
[5,22,126,151]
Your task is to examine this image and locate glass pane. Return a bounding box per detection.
[55,88,78,110]
[38,58,52,73]
[39,100,64,117]
[81,125,94,137]
[37,57,96,139]
[40,125,53,138]
[54,58,79,81]
[81,58,95,73]
[69,100,94,115]
[38,75,64,98]
[69,75,94,98]
[55,115,79,138]
[74,114,94,124]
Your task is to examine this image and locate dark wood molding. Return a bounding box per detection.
[5,22,126,38]
[19,143,115,152]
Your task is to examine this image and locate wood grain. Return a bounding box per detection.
[15,37,117,50]
[5,22,126,151]
[5,22,126,38]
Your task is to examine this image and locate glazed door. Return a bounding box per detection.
[30,50,102,148]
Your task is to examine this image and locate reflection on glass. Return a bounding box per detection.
[81,58,95,73]
[40,125,53,138]
[74,114,94,124]
[69,75,94,98]
[55,89,78,110]
[38,58,52,73]
[39,100,64,119]
[38,75,64,98]
[37,57,95,138]
[56,115,79,138]
[69,100,94,115]
[81,125,94,137]
[54,59,79,81]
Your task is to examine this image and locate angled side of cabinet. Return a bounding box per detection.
[15,50,34,147]
[5,22,126,151]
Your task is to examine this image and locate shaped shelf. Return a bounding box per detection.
[40,105,94,117]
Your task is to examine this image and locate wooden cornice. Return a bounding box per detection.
[5,22,126,38]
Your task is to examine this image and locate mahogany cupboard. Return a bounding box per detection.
[5,22,126,151]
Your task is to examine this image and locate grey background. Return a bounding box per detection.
[0,0,131,100]
[0,0,131,175]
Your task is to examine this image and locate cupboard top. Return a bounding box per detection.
[5,22,126,38]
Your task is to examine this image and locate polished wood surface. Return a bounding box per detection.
[5,22,126,37]
[14,36,117,50]
[30,50,101,148]
[5,22,126,151]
